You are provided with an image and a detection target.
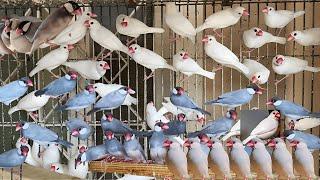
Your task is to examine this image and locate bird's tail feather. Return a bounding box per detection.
[29,66,42,77]
[221,131,239,141]
[134,130,153,137]
[62,62,72,68]
[272,36,286,44]
[8,106,19,115]
[294,11,305,18]
[86,108,99,115]
[187,131,201,138]
[55,138,73,148]
[199,70,215,80]
[34,89,46,97]
[195,23,207,33]
[204,99,218,105]
[165,64,177,71]
[304,66,320,72]
[242,135,255,145]
[234,62,250,75]
[148,27,165,34]
[310,112,320,118]
[194,107,211,116]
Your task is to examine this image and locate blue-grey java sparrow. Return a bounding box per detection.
[207,137,232,179]
[149,122,169,164]
[87,86,135,115]
[16,121,73,148]
[0,21,14,56]
[0,77,33,105]
[163,139,190,179]
[170,87,211,116]
[56,85,96,111]
[226,138,254,179]
[205,84,262,109]
[29,1,82,53]
[187,110,238,138]
[184,138,210,179]
[290,140,317,179]
[104,131,128,160]
[163,113,186,136]
[0,145,29,168]
[247,138,275,179]
[267,138,296,179]
[66,118,93,140]
[76,144,107,163]
[123,132,146,163]
[283,130,320,151]
[35,71,78,97]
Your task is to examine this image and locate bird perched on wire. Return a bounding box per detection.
[149,122,169,164]
[29,1,82,53]
[146,101,170,130]
[0,22,14,57]
[287,117,320,131]
[164,2,196,43]
[104,131,128,160]
[287,28,320,46]
[243,59,270,85]
[283,130,320,151]
[63,60,110,80]
[66,118,93,140]
[0,144,29,168]
[123,133,146,163]
[162,113,186,136]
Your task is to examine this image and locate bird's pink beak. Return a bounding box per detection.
[289,141,299,147]
[121,21,128,27]
[79,146,86,153]
[15,123,22,131]
[256,89,263,95]
[89,12,97,18]
[197,117,205,124]
[4,26,10,33]
[231,114,237,121]
[16,28,23,35]
[183,139,191,148]
[266,100,273,105]
[242,9,249,16]
[124,133,132,141]
[276,57,284,64]
[288,121,295,130]
[50,165,56,172]
[251,76,258,84]
[256,30,263,36]
[225,140,234,148]
[199,134,209,143]
[20,137,27,144]
[84,20,90,28]
[70,72,78,79]
[182,52,189,60]
[26,79,33,87]
[71,129,80,136]
[67,44,74,51]
[162,123,169,130]
[275,112,281,119]
[127,87,135,94]
[206,140,213,148]
[246,140,255,148]
[202,36,209,43]
[267,139,276,148]
[103,63,110,70]
[262,7,268,14]
[74,8,83,16]
[287,34,295,41]
[128,47,135,54]
[163,139,172,147]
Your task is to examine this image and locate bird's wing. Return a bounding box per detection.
[141,48,169,66]
[0,81,26,101]
[280,101,310,116]
[25,21,42,42]
[277,10,295,17]
[165,12,195,36]
[94,91,125,109]
[65,92,95,108]
[216,89,251,104]
[214,42,240,63]
[250,117,277,136]
[25,124,58,142]
[178,59,204,72]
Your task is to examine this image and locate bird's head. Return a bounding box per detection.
[18,137,28,144]
[226,109,238,120]
[266,96,281,106]
[83,11,97,18]
[105,131,114,140]
[262,6,274,14]
[251,71,266,84]
[288,31,301,41]
[172,87,184,95]
[84,19,99,28]
[20,77,33,87]
[85,84,95,93]
[163,139,173,148]
[177,113,186,122]
[97,61,110,71]
[233,6,249,17]
[246,84,263,95]
[198,133,209,143]
[273,55,285,65]
[202,35,216,44]
[176,50,189,60]
[128,44,140,54]
[225,139,235,148]
[252,27,263,36]
[270,110,281,120]
[78,144,88,153]
[20,145,29,157]
[117,14,129,27]
[67,71,78,80]
[64,1,82,15]
[61,44,74,51]
[15,121,28,131]
[124,132,134,141]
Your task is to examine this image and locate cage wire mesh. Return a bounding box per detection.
[0,0,319,179]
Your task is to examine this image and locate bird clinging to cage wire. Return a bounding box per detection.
[242,59,270,87]
[287,28,320,46]
[0,77,33,105]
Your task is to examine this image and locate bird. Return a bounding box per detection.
[56,84,96,111]
[84,19,129,56]
[30,141,44,165]
[68,144,89,179]
[262,6,305,29]
[164,2,196,43]
[243,59,270,85]
[66,118,93,140]
[246,138,274,179]
[283,130,320,151]
[205,84,262,109]
[221,119,240,141]
[146,101,170,130]
[170,87,211,115]
[29,44,74,77]
[87,86,135,114]
[50,162,68,175]
[116,14,164,38]
[267,96,320,121]
[272,55,320,84]
[62,60,110,80]
[163,113,186,136]
[0,77,33,105]
[267,138,296,178]
[93,83,137,106]
[290,140,317,179]
[207,137,232,179]
[184,138,210,179]
[128,44,176,80]
[29,1,82,53]
[163,139,190,179]
[15,121,73,148]
[287,28,320,46]
[149,122,169,164]
[1,19,13,51]
[76,144,108,163]
[187,110,238,138]
[0,22,14,57]
[123,133,146,163]
[196,6,249,34]
[243,27,286,49]
[287,117,320,131]
[0,145,29,168]
[173,50,215,80]
[226,138,254,179]
[203,35,249,75]
[242,110,280,144]
[8,90,50,116]
[35,71,78,97]
[104,131,128,160]
[41,144,61,169]
[15,137,40,167]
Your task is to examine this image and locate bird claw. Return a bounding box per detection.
[214,65,223,72]
[213,30,223,38]
[144,73,154,81]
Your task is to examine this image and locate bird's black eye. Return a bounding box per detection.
[87,13,90,16]
[254,29,257,32]
[122,18,125,21]
[180,53,183,56]
[269,8,272,11]
[233,141,235,144]
[275,141,278,144]
[258,75,261,78]
[90,22,93,25]
[64,47,66,49]
[100,64,103,66]
[212,141,215,144]
[135,47,137,50]
[254,141,257,144]
[238,12,241,15]
[57,168,59,170]
[294,33,297,36]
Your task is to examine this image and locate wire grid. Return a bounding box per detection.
[0,0,318,179]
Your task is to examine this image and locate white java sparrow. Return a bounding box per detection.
[203,35,249,75]
[262,6,305,29]
[287,117,320,131]
[221,119,240,141]
[128,44,176,79]
[50,162,68,175]
[242,110,280,144]
[8,90,50,115]
[84,19,129,55]
[68,144,88,179]
[41,144,61,169]
[63,60,110,80]
[290,140,317,179]
[163,139,190,179]
[247,138,274,179]
[93,83,137,106]
[184,139,210,179]
[267,138,296,178]
[288,28,320,46]
[116,14,164,38]
[15,137,41,167]
[31,141,44,165]
[207,138,232,179]
[243,59,270,85]
[173,50,215,80]
[226,138,254,179]
[196,6,249,33]
[146,101,169,130]
[29,44,74,77]
[243,27,286,49]
[165,2,196,43]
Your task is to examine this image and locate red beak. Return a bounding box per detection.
[246,140,255,147]
[79,146,86,153]
[242,9,249,16]
[124,133,132,141]
[256,30,263,36]
[74,8,83,16]
[256,89,263,95]
[275,112,281,119]
[266,100,273,105]
[183,140,191,147]
[16,28,23,35]
[276,57,284,64]
[26,79,33,87]
[89,12,97,18]
[128,47,135,54]
[71,129,80,136]
[262,7,268,13]
[287,34,295,41]
[50,165,56,171]
[20,137,27,144]
[197,117,205,124]
[162,124,169,130]
[70,72,78,79]
[182,52,189,60]
[202,36,209,43]
[84,20,90,28]
[121,21,128,27]
[163,140,172,147]
[15,123,22,131]
[251,76,258,83]
[207,140,213,148]
[231,114,237,121]
[103,63,110,70]
[289,141,298,147]
[225,140,233,147]
[267,140,276,148]
[67,44,74,51]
